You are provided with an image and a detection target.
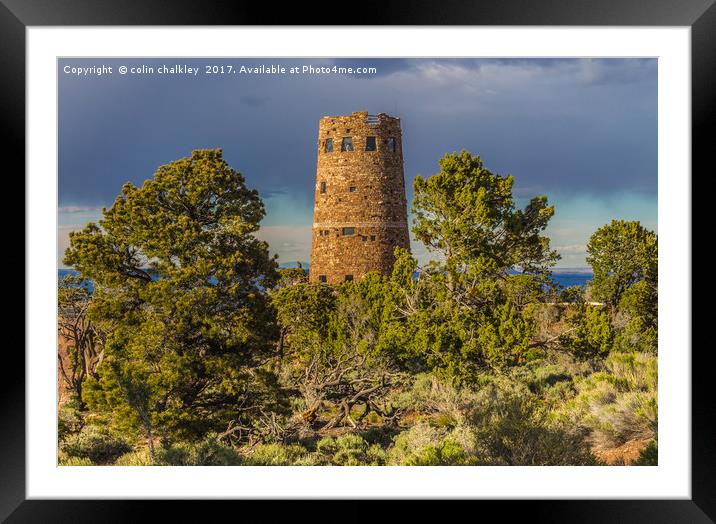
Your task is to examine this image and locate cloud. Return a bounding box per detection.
[255,225,312,264]
[58,205,103,213]
[58,57,656,271]
[575,58,657,86]
[58,225,82,268]
[555,244,588,254]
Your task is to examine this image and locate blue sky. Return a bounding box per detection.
[58,57,657,269]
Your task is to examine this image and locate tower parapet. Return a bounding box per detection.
[309,111,410,284]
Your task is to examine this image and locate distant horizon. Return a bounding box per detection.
[58,265,595,275]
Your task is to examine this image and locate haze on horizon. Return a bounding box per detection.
[58,57,657,269]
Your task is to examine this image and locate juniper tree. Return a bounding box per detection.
[385,151,560,381]
[586,220,658,353]
[271,275,406,428]
[586,220,657,310]
[65,149,285,446]
[57,275,104,409]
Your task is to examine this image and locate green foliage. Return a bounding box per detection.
[383,255,539,382]
[558,352,657,450]
[634,439,658,466]
[392,373,479,427]
[502,274,543,309]
[58,400,84,442]
[275,267,309,289]
[381,151,560,382]
[159,435,243,465]
[391,373,594,466]
[242,443,317,465]
[57,149,658,468]
[467,383,596,466]
[114,448,154,466]
[505,352,596,409]
[58,275,103,408]
[559,285,586,304]
[271,282,336,356]
[60,425,132,465]
[403,438,478,466]
[272,272,405,429]
[315,434,386,465]
[559,305,615,360]
[584,221,658,356]
[478,301,536,368]
[387,423,478,465]
[412,150,559,276]
[586,220,657,309]
[58,455,94,466]
[65,149,284,445]
[614,281,658,353]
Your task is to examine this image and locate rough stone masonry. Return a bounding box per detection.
[309,111,410,284]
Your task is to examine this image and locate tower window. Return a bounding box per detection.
[319,229,329,236]
[342,227,355,236]
[344,275,353,282]
[319,275,327,283]
[320,181,326,193]
[361,235,367,241]
[349,186,357,192]
[370,235,376,241]
[341,137,354,152]
[387,137,396,152]
[325,138,333,153]
[365,136,377,151]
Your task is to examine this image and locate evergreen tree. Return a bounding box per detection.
[65,149,284,447]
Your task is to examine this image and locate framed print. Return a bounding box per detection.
[6,0,711,521]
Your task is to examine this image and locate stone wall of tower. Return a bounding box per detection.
[309,111,410,284]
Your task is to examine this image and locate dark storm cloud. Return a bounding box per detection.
[58,57,656,208]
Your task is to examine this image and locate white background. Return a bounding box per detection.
[26,27,691,499]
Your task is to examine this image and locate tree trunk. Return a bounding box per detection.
[147,426,156,465]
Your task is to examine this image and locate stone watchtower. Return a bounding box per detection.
[309,111,410,284]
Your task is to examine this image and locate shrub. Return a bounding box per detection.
[114,449,154,466]
[559,305,614,360]
[58,402,84,443]
[358,426,401,448]
[393,373,480,427]
[634,440,658,466]
[243,443,317,466]
[387,423,478,465]
[390,372,596,465]
[61,425,132,465]
[316,434,386,466]
[467,386,595,466]
[584,391,657,449]
[558,352,657,450]
[158,435,243,466]
[559,286,585,304]
[402,438,478,466]
[506,352,604,415]
[58,455,94,466]
[612,280,657,354]
[387,423,445,464]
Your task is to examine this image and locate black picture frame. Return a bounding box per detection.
[5,0,708,521]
